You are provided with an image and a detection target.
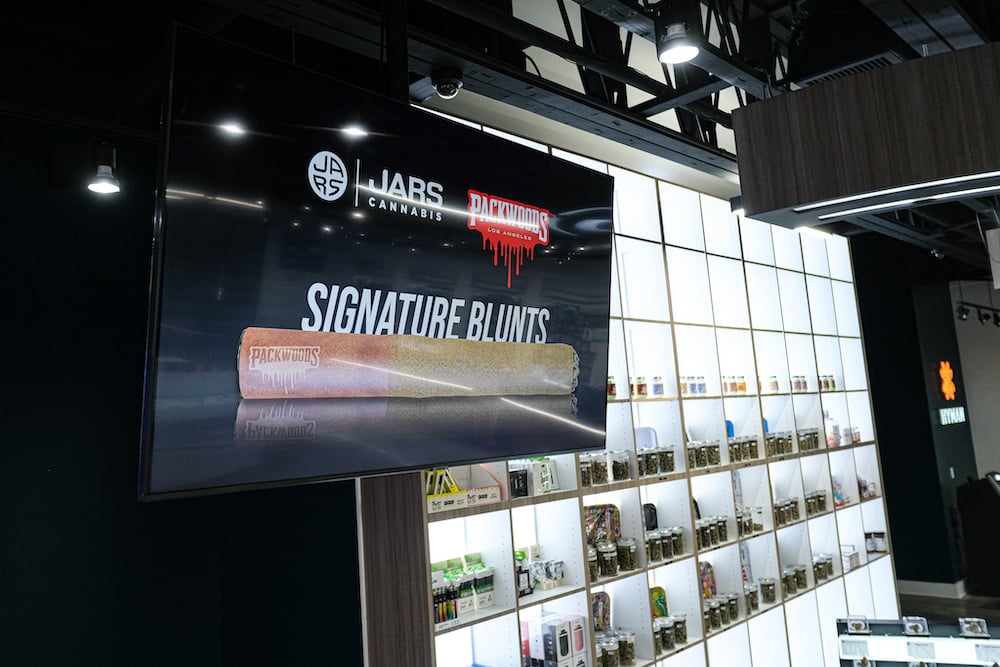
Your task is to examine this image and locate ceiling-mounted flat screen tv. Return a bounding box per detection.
[138,26,614,500]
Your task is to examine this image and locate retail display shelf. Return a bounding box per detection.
[635,470,689,486]
[626,397,681,404]
[695,539,740,556]
[507,488,579,509]
[426,500,509,523]
[434,604,516,636]
[515,584,586,609]
[416,142,895,667]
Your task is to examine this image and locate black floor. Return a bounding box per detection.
[899,593,1000,626]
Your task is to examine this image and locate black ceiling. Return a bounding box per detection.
[4,0,998,277]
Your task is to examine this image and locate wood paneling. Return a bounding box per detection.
[733,41,1000,220]
[360,472,433,667]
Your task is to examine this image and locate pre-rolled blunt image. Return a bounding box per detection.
[237,327,579,399]
[234,394,579,445]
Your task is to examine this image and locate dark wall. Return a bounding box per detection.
[3,114,362,665]
[852,233,979,584]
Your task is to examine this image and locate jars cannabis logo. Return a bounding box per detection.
[467,189,550,288]
[308,150,349,201]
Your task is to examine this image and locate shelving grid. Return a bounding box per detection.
[421,141,897,667]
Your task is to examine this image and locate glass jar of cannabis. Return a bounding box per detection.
[616,629,635,666]
[759,577,777,604]
[744,582,760,612]
[652,618,667,654]
[646,530,663,562]
[708,600,722,629]
[794,564,808,590]
[617,536,638,571]
[670,527,685,556]
[656,445,674,474]
[579,453,593,488]
[673,612,688,644]
[590,452,609,485]
[659,616,676,651]
[588,545,599,581]
[727,592,740,621]
[598,637,620,667]
[609,450,631,482]
[597,540,619,578]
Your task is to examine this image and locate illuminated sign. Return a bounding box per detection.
[938,361,957,400]
[939,407,967,425]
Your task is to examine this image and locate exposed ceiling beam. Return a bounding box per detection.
[568,0,781,97]
[210,0,740,178]
[858,0,986,55]
[853,213,988,268]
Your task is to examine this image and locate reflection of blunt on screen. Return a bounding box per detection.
[237,327,579,399]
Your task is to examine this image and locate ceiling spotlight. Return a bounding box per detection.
[432,69,464,100]
[929,247,944,260]
[342,124,368,138]
[87,140,120,194]
[956,304,970,321]
[219,121,246,136]
[657,22,699,64]
[978,309,992,325]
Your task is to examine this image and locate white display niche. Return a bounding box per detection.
[739,217,776,267]
[667,246,715,326]
[615,236,670,322]
[800,232,831,278]
[753,330,790,395]
[708,256,751,329]
[745,263,784,332]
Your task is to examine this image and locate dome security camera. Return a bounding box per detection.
[432,70,464,100]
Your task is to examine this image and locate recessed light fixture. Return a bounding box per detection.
[342,125,368,138]
[219,121,247,136]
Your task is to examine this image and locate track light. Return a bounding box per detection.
[956,300,1000,327]
[657,22,699,64]
[88,140,119,194]
[730,196,744,217]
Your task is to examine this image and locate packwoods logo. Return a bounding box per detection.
[308,151,349,201]
[248,345,321,393]
[242,402,317,441]
[467,189,550,288]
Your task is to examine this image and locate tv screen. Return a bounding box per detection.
[139,27,614,500]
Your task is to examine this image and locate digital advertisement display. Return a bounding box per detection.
[139,28,614,499]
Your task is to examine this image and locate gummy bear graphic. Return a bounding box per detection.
[939,361,956,401]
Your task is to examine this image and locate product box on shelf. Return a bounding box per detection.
[466,484,502,507]
[426,465,502,512]
[561,614,587,657]
[425,468,467,514]
[528,614,573,662]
